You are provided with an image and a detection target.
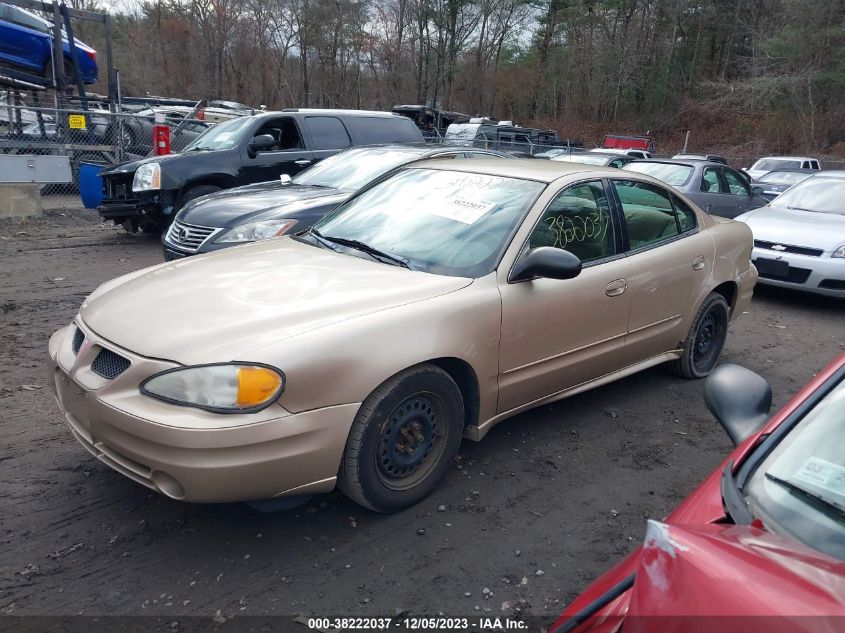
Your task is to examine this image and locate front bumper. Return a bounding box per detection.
[98,183,179,224]
[752,247,845,297]
[48,320,359,503]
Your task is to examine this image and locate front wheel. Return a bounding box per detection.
[338,364,464,513]
[671,292,730,379]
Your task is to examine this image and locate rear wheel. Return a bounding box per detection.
[671,292,730,379]
[338,364,464,513]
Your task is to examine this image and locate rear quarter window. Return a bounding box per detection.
[345,116,424,144]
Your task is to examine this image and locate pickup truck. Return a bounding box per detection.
[97,109,425,232]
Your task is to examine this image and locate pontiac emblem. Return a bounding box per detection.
[771,244,787,251]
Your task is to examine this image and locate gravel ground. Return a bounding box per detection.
[1,209,843,622]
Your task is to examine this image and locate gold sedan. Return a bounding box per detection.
[48,160,757,512]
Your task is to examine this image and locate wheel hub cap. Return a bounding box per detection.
[378,396,437,479]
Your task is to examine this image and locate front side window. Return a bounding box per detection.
[613,180,681,249]
[313,168,545,277]
[254,117,303,150]
[723,169,750,196]
[701,167,723,193]
[528,180,614,263]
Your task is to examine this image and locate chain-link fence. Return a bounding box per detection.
[0,100,211,196]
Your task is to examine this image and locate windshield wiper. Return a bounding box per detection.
[185,147,214,152]
[765,473,845,524]
[319,234,413,270]
[308,228,340,252]
[721,460,755,525]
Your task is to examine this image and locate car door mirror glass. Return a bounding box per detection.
[511,247,582,282]
[704,364,773,446]
[752,185,764,196]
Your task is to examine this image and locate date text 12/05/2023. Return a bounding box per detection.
[306,617,530,631]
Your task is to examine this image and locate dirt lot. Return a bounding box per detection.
[1,209,843,622]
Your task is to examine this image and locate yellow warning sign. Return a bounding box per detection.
[68,114,87,130]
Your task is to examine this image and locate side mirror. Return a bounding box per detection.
[704,364,773,446]
[751,185,764,196]
[511,247,582,282]
[247,134,276,158]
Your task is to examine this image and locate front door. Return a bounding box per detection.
[498,179,633,413]
[239,116,314,184]
[697,166,738,217]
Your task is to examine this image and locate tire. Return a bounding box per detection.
[338,364,465,513]
[180,185,221,209]
[671,292,730,379]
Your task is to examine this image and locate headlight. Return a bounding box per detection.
[833,245,845,258]
[132,163,161,191]
[216,219,298,243]
[141,363,284,413]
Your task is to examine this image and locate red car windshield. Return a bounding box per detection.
[744,377,845,560]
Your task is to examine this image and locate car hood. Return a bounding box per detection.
[100,151,224,177]
[625,521,845,624]
[737,206,845,252]
[80,238,472,364]
[177,182,348,228]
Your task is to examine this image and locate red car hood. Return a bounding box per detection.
[624,521,845,632]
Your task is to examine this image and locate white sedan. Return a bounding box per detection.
[735,171,845,297]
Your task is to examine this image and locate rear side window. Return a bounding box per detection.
[701,167,723,193]
[304,116,351,151]
[345,116,423,144]
[671,194,697,232]
[613,180,681,250]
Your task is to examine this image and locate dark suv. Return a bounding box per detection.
[97,109,425,232]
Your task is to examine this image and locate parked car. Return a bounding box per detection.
[551,352,845,633]
[49,160,756,511]
[734,172,845,297]
[672,153,728,165]
[106,106,210,157]
[534,148,584,159]
[750,168,817,201]
[744,156,821,180]
[0,2,98,84]
[444,117,563,151]
[624,159,770,218]
[551,151,635,168]
[97,109,425,233]
[601,133,655,154]
[161,144,508,260]
[591,147,651,159]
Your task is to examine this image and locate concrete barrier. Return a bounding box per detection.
[0,183,42,218]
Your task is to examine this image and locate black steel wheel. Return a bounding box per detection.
[672,292,730,379]
[339,364,464,512]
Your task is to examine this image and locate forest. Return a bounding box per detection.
[71,0,845,156]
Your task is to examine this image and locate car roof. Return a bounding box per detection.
[277,108,407,118]
[342,143,505,155]
[631,158,722,169]
[405,158,607,182]
[756,155,818,161]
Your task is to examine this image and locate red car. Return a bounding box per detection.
[552,353,845,633]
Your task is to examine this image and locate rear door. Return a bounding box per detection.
[238,116,314,184]
[302,115,352,167]
[696,166,737,217]
[611,178,714,362]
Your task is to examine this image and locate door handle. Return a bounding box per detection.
[294,159,312,166]
[605,279,628,297]
[692,256,706,271]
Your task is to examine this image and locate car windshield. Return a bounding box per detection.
[181,116,253,151]
[624,162,694,187]
[745,376,845,560]
[293,148,423,191]
[758,171,813,185]
[769,177,845,215]
[311,167,544,278]
[753,158,802,171]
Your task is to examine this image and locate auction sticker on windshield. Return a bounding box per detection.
[794,457,845,497]
[433,197,497,225]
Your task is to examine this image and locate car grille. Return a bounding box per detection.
[164,219,220,253]
[72,327,84,355]
[754,240,823,257]
[104,174,135,201]
[757,266,812,284]
[91,348,131,379]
